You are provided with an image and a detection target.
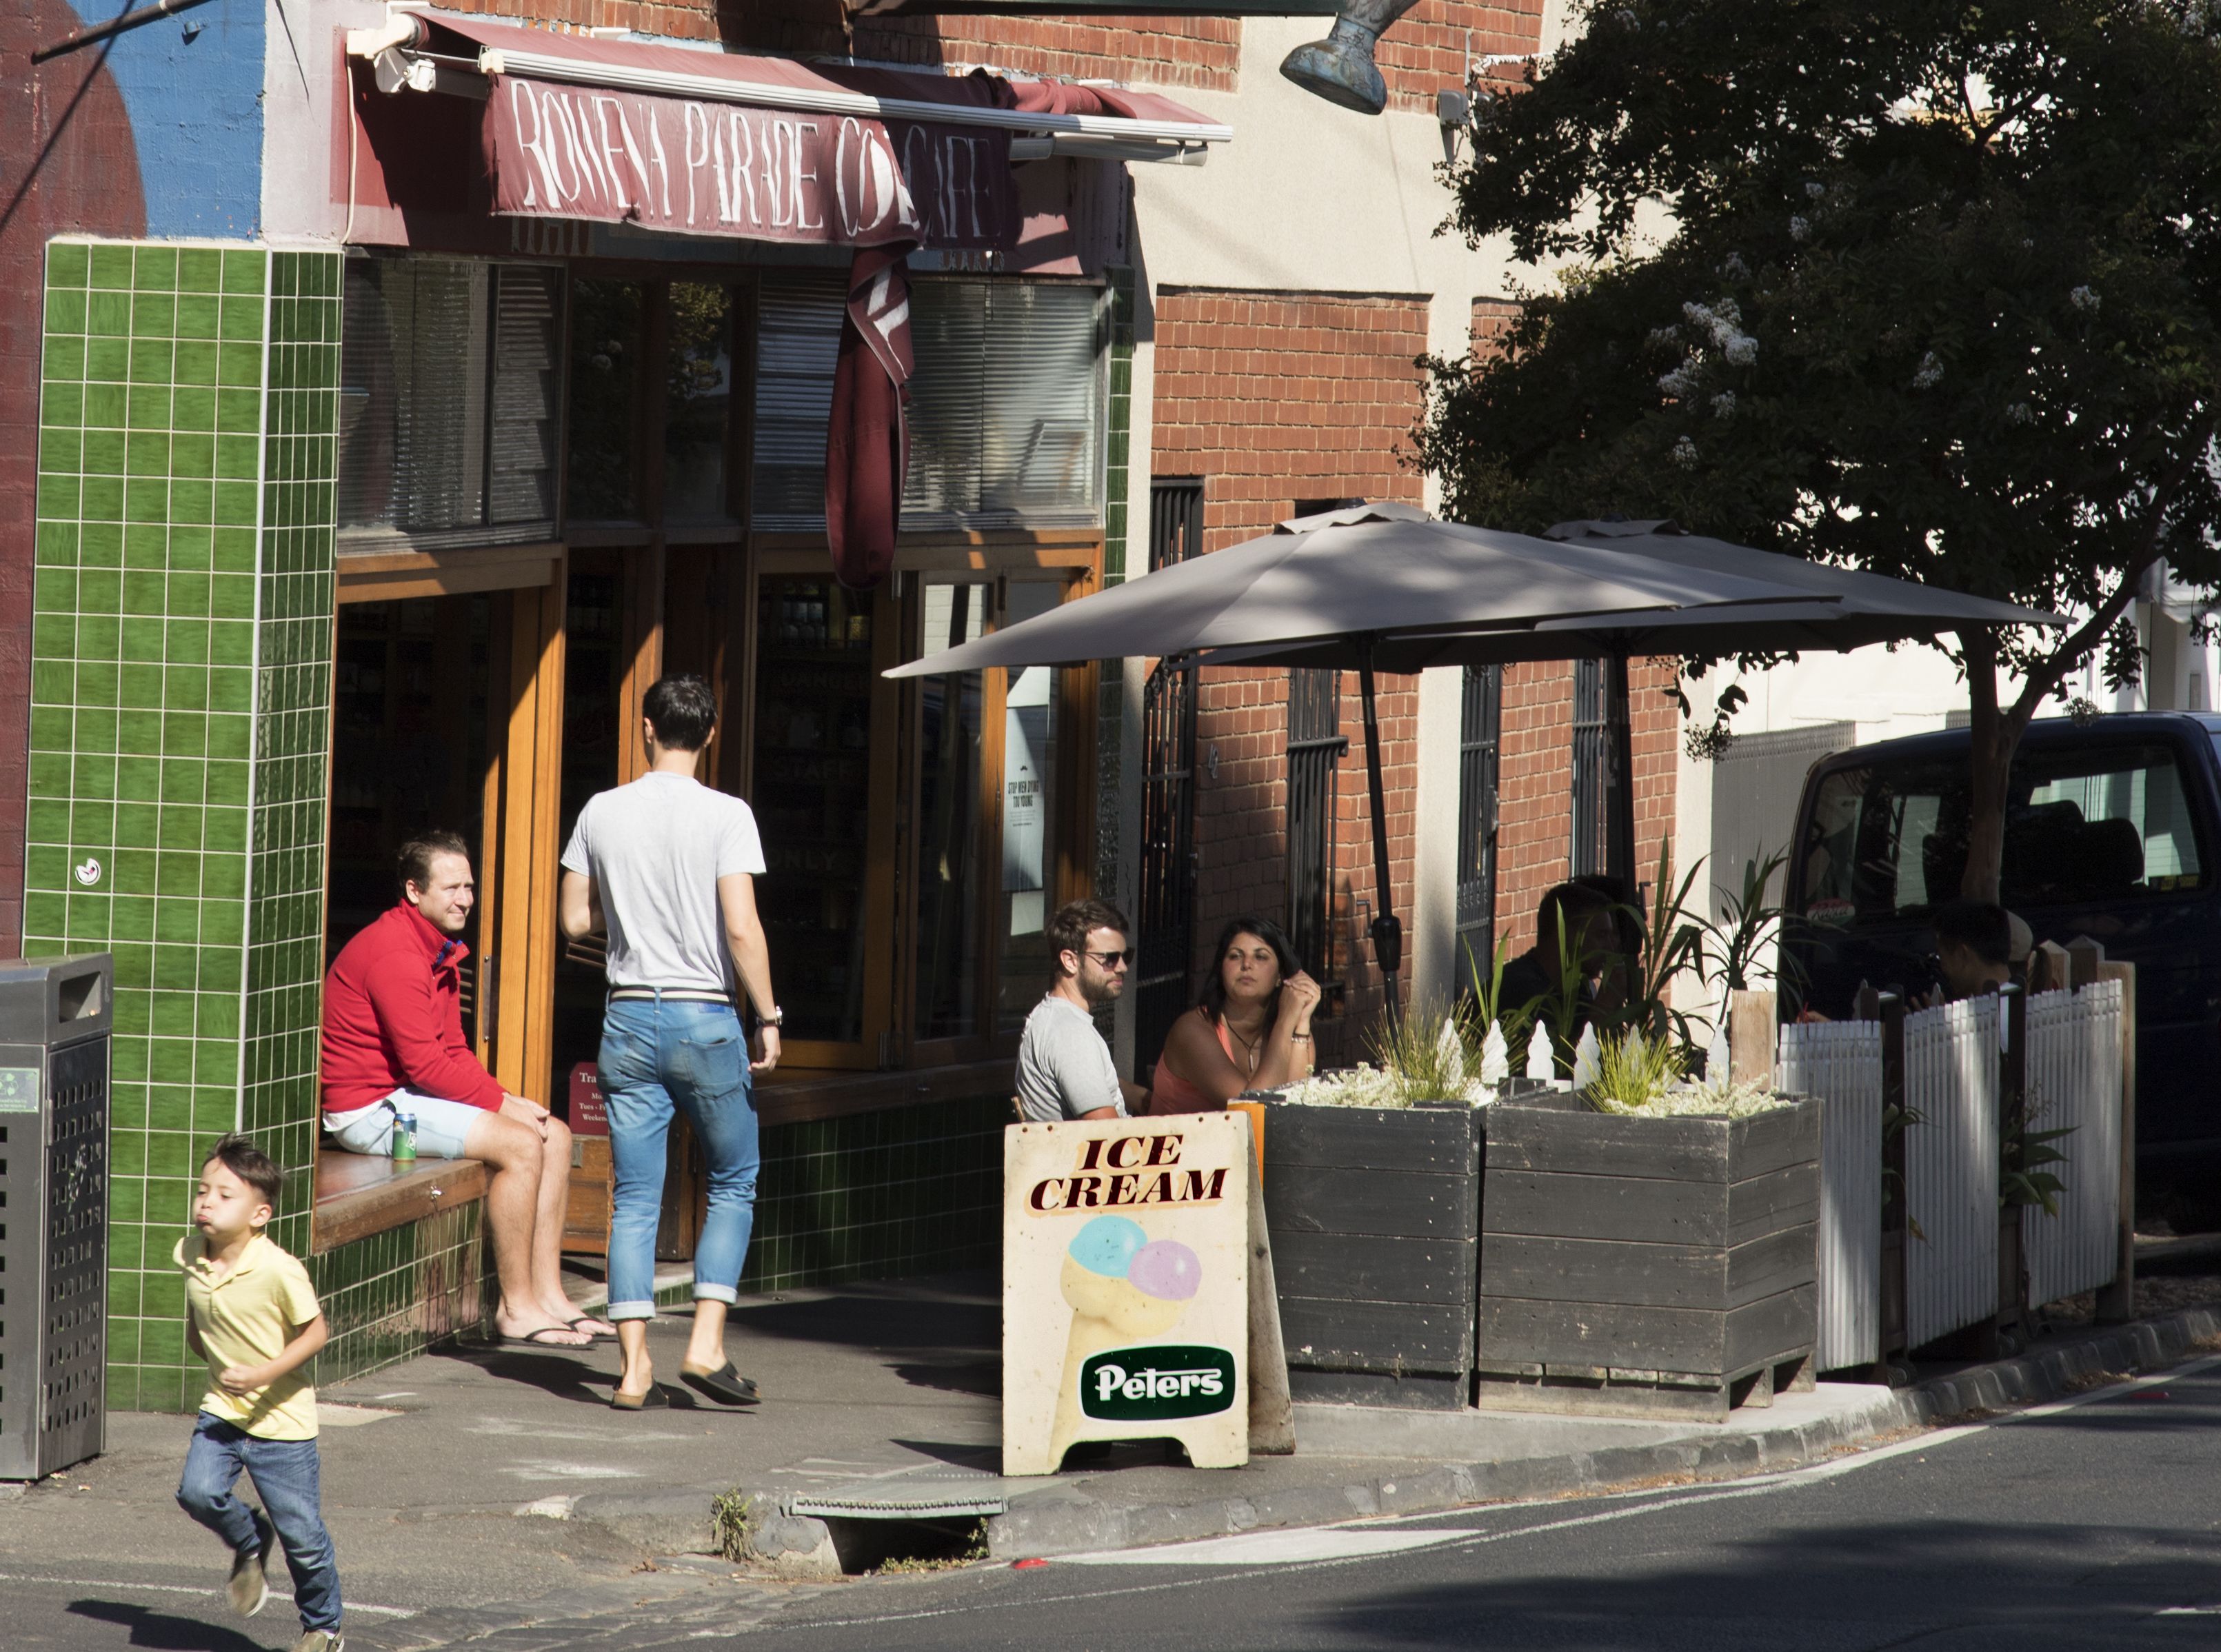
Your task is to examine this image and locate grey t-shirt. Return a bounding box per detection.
[560,773,767,992]
[1015,994,1126,1122]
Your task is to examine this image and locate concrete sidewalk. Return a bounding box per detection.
[8,1269,2219,1652]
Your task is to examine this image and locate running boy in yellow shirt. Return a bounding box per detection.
[174,1134,345,1652]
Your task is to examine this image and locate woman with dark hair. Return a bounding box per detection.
[1147,917,1322,1114]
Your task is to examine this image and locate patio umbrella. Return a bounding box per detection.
[1196,516,2058,921]
[883,505,1824,676]
[885,505,1846,1026]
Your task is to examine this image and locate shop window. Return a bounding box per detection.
[338,259,560,543]
[567,279,645,521]
[913,581,990,1041]
[752,575,888,1050]
[747,565,1087,1067]
[996,581,1064,1029]
[665,283,736,521]
[750,273,1107,535]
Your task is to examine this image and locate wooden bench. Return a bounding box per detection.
[312,1148,489,1253]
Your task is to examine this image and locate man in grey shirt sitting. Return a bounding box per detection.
[1016,899,1151,1122]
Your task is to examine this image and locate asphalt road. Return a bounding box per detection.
[12,1360,2221,1651]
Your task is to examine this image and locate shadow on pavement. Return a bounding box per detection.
[723,1273,998,1358]
[1327,1516,2221,1649]
[424,1344,617,1403]
[66,1600,271,1651]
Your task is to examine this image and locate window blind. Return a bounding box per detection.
[751,270,847,532]
[338,257,559,541]
[750,273,1107,534]
[489,265,561,525]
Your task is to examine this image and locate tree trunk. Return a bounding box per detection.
[1960,627,2018,904]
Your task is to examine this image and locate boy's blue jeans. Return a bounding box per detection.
[599,995,761,1321]
[177,1413,343,1633]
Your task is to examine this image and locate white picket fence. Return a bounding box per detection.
[1901,996,2002,1348]
[2023,979,2126,1307]
[1775,1019,1885,1371]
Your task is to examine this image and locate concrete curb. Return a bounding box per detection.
[980,1303,2221,1560]
[572,1302,2221,1569]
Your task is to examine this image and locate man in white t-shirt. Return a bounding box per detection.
[558,674,781,1411]
[1015,899,1151,1123]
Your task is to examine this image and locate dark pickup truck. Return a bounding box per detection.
[1782,711,2221,1211]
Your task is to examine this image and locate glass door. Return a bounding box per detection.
[747,570,900,1066]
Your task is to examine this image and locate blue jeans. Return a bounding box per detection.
[177,1413,342,1634]
[600,996,760,1321]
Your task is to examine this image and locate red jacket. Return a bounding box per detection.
[321,903,505,1115]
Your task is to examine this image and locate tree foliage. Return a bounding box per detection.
[1416,0,2221,897]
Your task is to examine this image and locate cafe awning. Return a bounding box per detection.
[345,14,1232,250]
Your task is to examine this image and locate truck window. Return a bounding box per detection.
[1802,742,2204,925]
[1801,762,1969,925]
[2010,743,2203,901]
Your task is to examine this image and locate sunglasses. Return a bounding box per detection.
[1081,949,1134,968]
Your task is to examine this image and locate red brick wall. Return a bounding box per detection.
[1377,0,1547,113]
[0,13,149,953]
[1491,656,1682,956]
[1152,288,1429,1054]
[861,17,1240,92]
[425,1,1241,92]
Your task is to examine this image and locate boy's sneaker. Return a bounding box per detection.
[227,1511,273,1617]
[292,1633,344,1652]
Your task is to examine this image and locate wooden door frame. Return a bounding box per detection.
[490,563,570,1105]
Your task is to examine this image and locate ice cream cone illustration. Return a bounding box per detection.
[1048,1216,1203,1467]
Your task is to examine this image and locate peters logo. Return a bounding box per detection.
[1079,1346,1236,1422]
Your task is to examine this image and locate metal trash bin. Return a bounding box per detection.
[0,953,112,1480]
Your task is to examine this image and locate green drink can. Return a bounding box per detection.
[392,1110,417,1163]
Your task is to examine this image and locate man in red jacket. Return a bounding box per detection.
[322,832,609,1349]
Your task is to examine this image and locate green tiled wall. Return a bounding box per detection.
[314,1200,488,1384]
[738,1094,1005,1292]
[1102,265,1135,587]
[28,239,343,1411]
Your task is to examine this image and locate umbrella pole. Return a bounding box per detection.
[1605,649,1637,896]
[1356,643,1404,1030]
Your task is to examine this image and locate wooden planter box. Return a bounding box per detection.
[1261,1097,1482,1411]
[1478,1093,1820,1420]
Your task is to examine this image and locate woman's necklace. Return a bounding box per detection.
[1224,1017,1263,1076]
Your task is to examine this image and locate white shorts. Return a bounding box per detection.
[323,1088,488,1161]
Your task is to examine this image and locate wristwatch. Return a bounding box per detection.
[758,1005,785,1027]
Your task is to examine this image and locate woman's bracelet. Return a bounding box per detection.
[1289,1032,1312,1042]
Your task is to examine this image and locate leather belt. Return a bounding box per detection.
[606,987,735,1005]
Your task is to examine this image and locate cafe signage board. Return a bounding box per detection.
[1003,1111,1291,1475]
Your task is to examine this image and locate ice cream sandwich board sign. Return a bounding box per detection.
[1003,1112,1292,1475]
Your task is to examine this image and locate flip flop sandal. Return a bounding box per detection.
[610,1382,670,1411]
[680,1361,761,1406]
[493,1326,593,1349]
[564,1318,621,1342]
